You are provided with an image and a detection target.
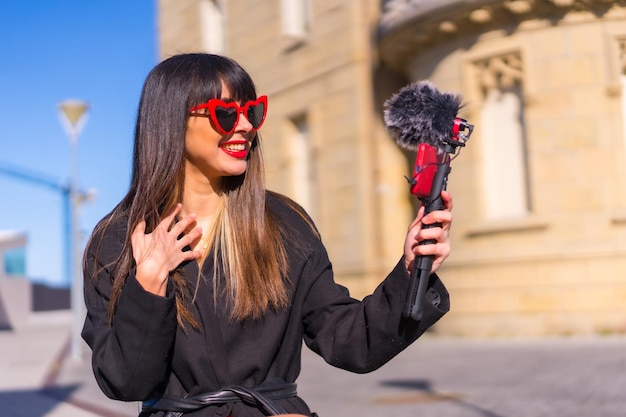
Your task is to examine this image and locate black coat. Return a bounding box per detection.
[82,192,449,417]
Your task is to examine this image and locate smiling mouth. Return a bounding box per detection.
[222,142,246,152]
[220,141,248,158]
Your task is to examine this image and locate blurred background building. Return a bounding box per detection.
[0,229,71,330]
[0,231,30,329]
[156,0,626,337]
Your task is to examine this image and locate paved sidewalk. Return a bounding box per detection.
[2,311,626,417]
[0,311,137,417]
[299,334,626,417]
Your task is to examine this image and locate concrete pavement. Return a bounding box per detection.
[2,310,626,417]
[0,311,137,417]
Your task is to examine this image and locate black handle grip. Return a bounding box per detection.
[403,163,450,321]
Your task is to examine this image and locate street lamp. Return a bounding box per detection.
[58,99,89,361]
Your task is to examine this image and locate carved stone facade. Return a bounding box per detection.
[158,0,626,336]
[379,0,626,336]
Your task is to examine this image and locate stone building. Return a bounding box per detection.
[157,0,626,336]
[0,231,30,329]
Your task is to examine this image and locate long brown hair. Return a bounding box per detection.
[84,54,300,326]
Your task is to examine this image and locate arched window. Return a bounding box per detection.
[475,52,531,219]
[286,114,317,218]
[200,0,225,54]
[619,39,626,155]
[281,0,311,40]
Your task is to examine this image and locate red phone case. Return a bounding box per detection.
[410,143,438,199]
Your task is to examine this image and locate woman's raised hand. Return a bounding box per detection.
[403,190,453,275]
[131,203,203,296]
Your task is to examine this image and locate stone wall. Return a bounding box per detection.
[158,0,626,336]
[380,1,626,336]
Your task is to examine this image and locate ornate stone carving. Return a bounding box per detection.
[380,0,626,39]
[379,0,626,72]
[619,37,626,75]
[504,0,534,14]
[473,52,524,98]
[439,21,458,33]
[551,0,575,6]
[469,8,493,23]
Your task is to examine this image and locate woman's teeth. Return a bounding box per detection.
[222,143,245,151]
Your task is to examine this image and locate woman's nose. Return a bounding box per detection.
[235,110,254,132]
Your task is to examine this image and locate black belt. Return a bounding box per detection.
[141,378,297,416]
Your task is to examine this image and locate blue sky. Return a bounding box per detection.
[0,1,157,286]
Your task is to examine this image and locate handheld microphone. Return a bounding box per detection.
[383,80,473,321]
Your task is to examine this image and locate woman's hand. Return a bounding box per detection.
[131,203,203,296]
[403,191,453,275]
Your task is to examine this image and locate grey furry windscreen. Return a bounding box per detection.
[383,81,462,151]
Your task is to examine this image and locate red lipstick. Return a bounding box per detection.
[220,140,248,159]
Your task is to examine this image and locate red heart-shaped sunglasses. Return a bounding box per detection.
[189,96,268,135]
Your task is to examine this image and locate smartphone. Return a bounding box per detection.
[410,143,438,199]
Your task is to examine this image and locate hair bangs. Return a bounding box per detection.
[187,54,258,108]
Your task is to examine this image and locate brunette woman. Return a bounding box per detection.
[82,53,453,417]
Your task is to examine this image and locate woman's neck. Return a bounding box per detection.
[181,169,223,252]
